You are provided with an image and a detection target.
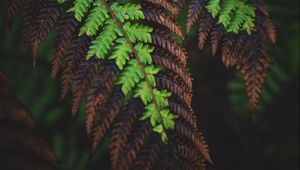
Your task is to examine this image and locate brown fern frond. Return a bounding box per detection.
[237,39,270,112]
[30,1,63,67]
[0,81,34,128]
[157,73,192,107]
[3,0,22,34]
[115,120,152,170]
[51,13,79,80]
[186,0,275,111]
[85,63,119,137]
[71,57,101,117]
[60,35,91,100]
[90,87,125,152]
[0,76,58,170]
[174,120,212,164]
[174,142,206,170]
[133,137,162,170]
[152,51,193,92]
[143,7,184,40]
[168,98,198,129]
[21,0,43,52]
[144,0,179,17]
[198,12,214,50]
[210,24,224,57]
[221,33,239,68]
[187,0,205,33]
[151,30,187,67]
[110,101,143,170]
[265,19,276,44]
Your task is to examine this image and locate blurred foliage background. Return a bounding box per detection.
[0,0,299,170]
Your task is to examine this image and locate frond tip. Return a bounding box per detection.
[187,0,275,111]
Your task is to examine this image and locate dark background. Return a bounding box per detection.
[0,0,299,170]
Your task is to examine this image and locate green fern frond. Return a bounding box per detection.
[206,0,221,18]
[70,0,175,142]
[69,0,94,21]
[206,0,256,34]
[57,0,68,4]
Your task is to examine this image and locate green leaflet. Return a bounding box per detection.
[58,0,68,4]
[68,0,94,21]
[206,0,256,34]
[67,0,176,143]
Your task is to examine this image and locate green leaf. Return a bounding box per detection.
[153,124,163,133]
[79,1,109,36]
[207,0,256,34]
[69,0,94,22]
[109,38,131,70]
[87,19,121,59]
[206,0,221,17]
[111,3,145,22]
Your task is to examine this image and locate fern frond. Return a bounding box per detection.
[198,12,214,50]
[186,0,275,111]
[90,87,125,152]
[133,137,162,170]
[151,30,187,67]
[71,57,101,116]
[144,0,179,17]
[210,24,224,57]
[0,77,58,170]
[186,0,205,33]
[51,13,79,80]
[4,0,211,169]
[237,41,270,112]
[3,0,22,34]
[60,35,91,100]
[143,7,185,40]
[109,100,142,169]
[31,1,63,66]
[206,0,256,34]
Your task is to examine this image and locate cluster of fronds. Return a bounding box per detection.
[187,0,276,111]
[0,71,58,170]
[3,0,211,169]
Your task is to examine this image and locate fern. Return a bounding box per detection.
[187,0,276,111]
[206,0,255,34]
[0,75,58,170]
[70,0,175,143]
[228,60,290,116]
[3,0,211,169]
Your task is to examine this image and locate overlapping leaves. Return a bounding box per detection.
[69,0,175,142]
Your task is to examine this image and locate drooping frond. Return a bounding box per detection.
[0,73,58,170]
[2,0,22,34]
[21,0,43,52]
[4,0,211,169]
[51,12,79,80]
[30,0,63,66]
[186,0,205,33]
[186,0,275,111]
[198,12,214,50]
